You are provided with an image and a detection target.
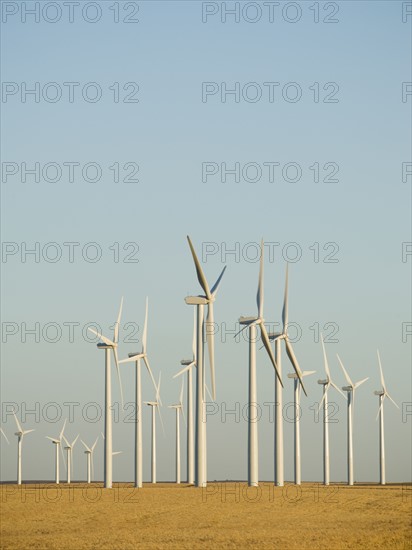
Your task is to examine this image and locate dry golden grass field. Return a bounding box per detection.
[1,482,411,549]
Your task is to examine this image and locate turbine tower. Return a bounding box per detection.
[119,297,158,488]
[185,236,226,488]
[88,298,124,489]
[169,379,185,484]
[145,373,163,484]
[337,355,368,486]
[62,434,79,484]
[81,437,98,484]
[287,370,315,485]
[173,309,196,484]
[317,334,345,485]
[236,240,283,487]
[13,413,35,485]
[268,263,306,487]
[374,350,399,485]
[45,419,66,484]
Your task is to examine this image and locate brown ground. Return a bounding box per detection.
[1,482,411,549]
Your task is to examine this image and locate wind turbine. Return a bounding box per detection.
[236,240,283,487]
[13,413,35,485]
[337,355,369,486]
[173,309,196,485]
[317,334,345,485]
[118,297,158,488]
[287,370,316,485]
[374,350,399,485]
[62,434,79,484]
[268,263,306,487]
[169,379,185,484]
[88,298,124,489]
[185,235,226,488]
[145,372,163,484]
[81,437,98,483]
[45,419,66,484]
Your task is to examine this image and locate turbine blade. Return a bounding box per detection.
[157,405,165,435]
[337,354,353,387]
[376,396,385,421]
[386,392,400,409]
[81,439,91,453]
[142,297,149,354]
[377,350,386,392]
[320,333,331,378]
[234,323,250,339]
[62,435,69,447]
[59,419,67,441]
[210,266,227,297]
[156,372,162,404]
[173,363,191,378]
[354,377,369,389]
[282,263,289,332]
[13,412,23,434]
[113,347,124,408]
[187,236,211,299]
[92,437,99,451]
[205,383,213,402]
[114,296,124,344]
[144,356,160,403]
[22,429,35,436]
[318,386,328,412]
[181,406,186,427]
[260,324,283,387]
[45,436,58,443]
[88,328,115,347]
[330,380,346,399]
[285,338,307,396]
[206,301,216,401]
[256,239,264,319]
[119,354,141,364]
[179,379,184,405]
[72,434,79,448]
[60,442,66,469]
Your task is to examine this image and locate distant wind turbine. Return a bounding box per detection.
[81,437,98,483]
[173,309,196,485]
[268,264,306,487]
[337,355,368,485]
[317,334,345,485]
[287,370,316,485]
[374,350,399,485]
[88,298,124,489]
[169,379,185,484]
[236,240,283,487]
[13,413,35,485]
[62,434,79,484]
[185,235,226,487]
[145,373,163,484]
[119,297,158,488]
[45,419,66,484]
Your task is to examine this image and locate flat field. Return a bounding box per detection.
[1,482,411,549]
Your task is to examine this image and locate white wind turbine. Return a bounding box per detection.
[173,309,196,485]
[169,379,185,484]
[13,413,35,485]
[317,334,345,485]
[287,370,316,485]
[62,434,79,484]
[45,419,66,484]
[268,263,306,487]
[118,297,158,488]
[185,235,226,488]
[374,350,399,485]
[236,240,283,487]
[337,355,369,486]
[145,372,163,484]
[81,437,98,483]
[88,298,124,489]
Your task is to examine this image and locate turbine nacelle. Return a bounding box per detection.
[342,386,353,392]
[318,378,329,385]
[97,343,114,350]
[180,359,193,366]
[374,390,385,396]
[185,296,209,306]
[239,316,259,325]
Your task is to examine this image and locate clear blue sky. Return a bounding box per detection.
[1,1,411,483]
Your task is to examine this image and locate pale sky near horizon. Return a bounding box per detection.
[1,0,411,483]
